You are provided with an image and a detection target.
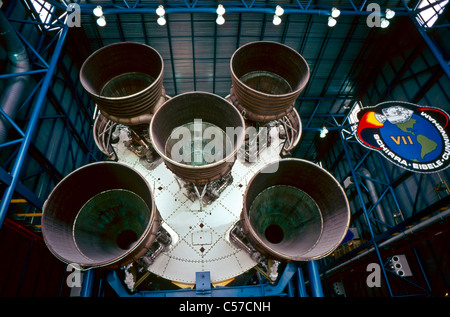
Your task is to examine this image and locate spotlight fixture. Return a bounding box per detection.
[331,7,341,18]
[328,16,337,27]
[156,5,166,26]
[320,126,328,138]
[385,8,395,19]
[96,16,106,27]
[156,5,165,17]
[216,4,226,16]
[273,14,282,25]
[216,4,225,25]
[93,5,103,17]
[275,5,284,17]
[380,17,390,28]
[157,16,166,26]
[272,5,283,25]
[216,14,225,25]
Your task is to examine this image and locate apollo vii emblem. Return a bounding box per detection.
[354,101,450,173]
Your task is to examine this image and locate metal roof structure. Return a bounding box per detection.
[70,0,448,161]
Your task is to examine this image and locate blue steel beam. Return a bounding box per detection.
[0,167,44,209]
[71,2,409,17]
[0,139,24,149]
[106,262,302,297]
[0,23,70,229]
[0,69,48,79]
[295,266,308,297]
[96,8,409,17]
[0,108,25,139]
[13,28,49,68]
[286,278,295,297]
[80,269,96,297]
[307,260,324,297]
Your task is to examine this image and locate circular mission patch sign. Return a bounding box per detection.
[355,101,450,173]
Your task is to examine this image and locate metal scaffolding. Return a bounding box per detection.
[0,15,70,228]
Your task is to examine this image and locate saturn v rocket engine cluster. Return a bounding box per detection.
[40,41,350,292]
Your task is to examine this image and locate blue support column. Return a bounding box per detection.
[0,23,70,229]
[307,260,323,297]
[295,265,308,297]
[80,269,96,297]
